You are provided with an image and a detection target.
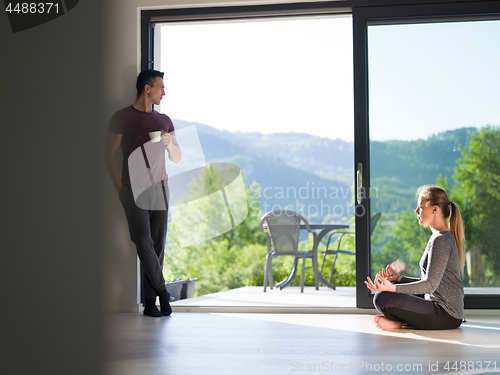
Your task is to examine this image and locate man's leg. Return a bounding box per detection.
[146,186,171,316]
[119,185,167,317]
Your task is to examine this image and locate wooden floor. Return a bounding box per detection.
[105,312,500,375]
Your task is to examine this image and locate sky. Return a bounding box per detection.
[368,20,500,141]
[158,17,500,142]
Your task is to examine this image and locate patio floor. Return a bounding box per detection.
[171,286,369,313]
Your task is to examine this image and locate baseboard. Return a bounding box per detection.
[105,303,143,313]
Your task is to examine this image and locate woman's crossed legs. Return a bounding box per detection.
[373,291,462,330]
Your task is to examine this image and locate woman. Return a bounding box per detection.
[365,185,465,330]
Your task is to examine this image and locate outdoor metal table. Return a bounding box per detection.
[270,223,350,290]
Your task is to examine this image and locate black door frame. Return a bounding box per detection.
[353,0,500,308]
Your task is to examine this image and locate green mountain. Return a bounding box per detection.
[172,119,353,182]
[370,127,476,213]
[371,127,475,189]
[172,119,476,218]
[172,119,353,222]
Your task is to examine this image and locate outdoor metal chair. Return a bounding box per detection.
[259,209,319,293]
[320,212,382,285]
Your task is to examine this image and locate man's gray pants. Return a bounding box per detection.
[119,184,169,300]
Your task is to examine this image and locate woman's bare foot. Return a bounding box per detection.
[373,315,403,330]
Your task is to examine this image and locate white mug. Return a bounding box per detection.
[149,131,162,143]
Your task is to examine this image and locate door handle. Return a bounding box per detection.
[357,162,363,205]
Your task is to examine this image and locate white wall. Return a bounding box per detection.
[102,0,336,312]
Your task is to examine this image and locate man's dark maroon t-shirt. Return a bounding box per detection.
[108,105,175,185]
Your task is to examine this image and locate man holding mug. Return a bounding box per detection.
[105,69,181,317]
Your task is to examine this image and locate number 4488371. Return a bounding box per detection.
[444,361,496,372]
[5,3,60,14]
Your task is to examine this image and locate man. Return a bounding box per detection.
[105,70,181,317]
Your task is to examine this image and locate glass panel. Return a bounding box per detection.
[368,20,500,292]
[155,17,356,296]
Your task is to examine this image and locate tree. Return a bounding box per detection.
[453,126,500,281]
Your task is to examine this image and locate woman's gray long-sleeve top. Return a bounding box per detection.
[395,231,464,319]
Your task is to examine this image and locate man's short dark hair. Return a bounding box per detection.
[136,69,164,97]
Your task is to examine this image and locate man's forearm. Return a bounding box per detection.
[167,145,182,163]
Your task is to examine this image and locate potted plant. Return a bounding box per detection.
[180,278,198,299]
[164,275,185,302]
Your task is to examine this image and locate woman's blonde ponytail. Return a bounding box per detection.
[448,201,465,272]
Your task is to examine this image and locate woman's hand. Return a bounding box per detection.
[365,274,397,293]
[378,265,400,282]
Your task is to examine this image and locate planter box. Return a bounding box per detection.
[165,279,185,302]
[180,278,198,299]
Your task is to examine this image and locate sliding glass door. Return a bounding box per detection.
[150,12,356,297]
[354,2,500,308]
